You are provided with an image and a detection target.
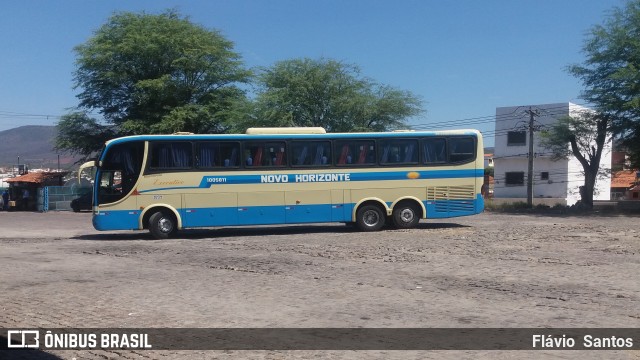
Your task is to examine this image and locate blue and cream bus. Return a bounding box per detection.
[79,127,484,239]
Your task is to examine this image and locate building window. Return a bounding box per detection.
[507,131,526,146]
[540,171,549,181]
[505,172,525,186]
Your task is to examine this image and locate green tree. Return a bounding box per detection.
[237,58,422,132]
[568,0,640,167]
[57,10,251,156]
[56,112,118,156]
[540,111,610,208]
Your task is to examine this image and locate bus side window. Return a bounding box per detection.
[337,143,351,165]
[224,146,238,167]
[295,144,308,165]
[245,142,286,167]
[336,141,374,166]
[379,139,418,165]
[357,142,375,165]
[423,138,446,165]
[245,149,253,166]
[292,141,331,167]
[274,147,285,166]
[449,137,475,163]
[150,142,192,169]
[196,142,239,169]
[312,143,330,165]
[198,143,216,168]
[253,147,263,166]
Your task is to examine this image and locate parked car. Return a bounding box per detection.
[71,192,92,212]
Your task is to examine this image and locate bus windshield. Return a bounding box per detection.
[97,141,144,205]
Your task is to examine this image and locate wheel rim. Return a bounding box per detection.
[158,217,173,233]
[363,209,380,227]
[399,208,415,223]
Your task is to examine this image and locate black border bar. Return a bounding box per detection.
[2,328,638,350]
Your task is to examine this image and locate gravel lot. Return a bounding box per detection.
[0,211,639,359]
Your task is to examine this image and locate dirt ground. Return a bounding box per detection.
[0,211,638,359]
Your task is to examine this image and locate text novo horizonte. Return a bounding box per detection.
[261,173,351,183]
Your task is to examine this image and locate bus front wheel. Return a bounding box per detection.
[149,211,177,239]
[355,204,386,232]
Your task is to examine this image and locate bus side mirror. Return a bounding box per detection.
[78,160,97,184]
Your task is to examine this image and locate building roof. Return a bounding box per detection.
[5,171,68,185]
[611,170,638,188]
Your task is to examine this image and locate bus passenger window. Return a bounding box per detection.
[293,144,309,165]
[245,142,287,167]
[150,142,192,169]
[292,141,331,167]
[379,139,418,165]
[198,143,216,168]
[222,144,238,167]
[245,150,253,166]
[196,142,239,169]
[448,137,475,163]
[336,141,374,166]
[423,138,446,164]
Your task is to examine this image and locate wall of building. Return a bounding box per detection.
[494,102,611,205]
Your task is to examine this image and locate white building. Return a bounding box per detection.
[493,102,612,206]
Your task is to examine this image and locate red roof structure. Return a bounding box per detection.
[611,170,638,189]
[6,171,68,185]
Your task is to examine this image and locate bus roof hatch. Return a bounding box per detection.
[245,127,326,135]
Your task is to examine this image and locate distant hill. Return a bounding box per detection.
[0,126,80,169]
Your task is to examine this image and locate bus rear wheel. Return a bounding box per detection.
[392,202,421,229]
[355,204,386,232]
[149,211,177,239]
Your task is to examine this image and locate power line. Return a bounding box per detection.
[410,103,593,141]
[409,103,589,130]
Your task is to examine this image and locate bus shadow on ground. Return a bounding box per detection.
[72,222,469,241]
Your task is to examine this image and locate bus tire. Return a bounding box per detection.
[355,204,386,232]
[148,211,177,239]
[392,202,421,229]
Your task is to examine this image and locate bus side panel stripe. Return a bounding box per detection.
[91,195,483,231]
[138,169,482,193]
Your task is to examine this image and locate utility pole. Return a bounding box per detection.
[524,107,540,207]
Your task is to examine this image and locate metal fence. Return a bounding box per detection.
[38,186,92,212]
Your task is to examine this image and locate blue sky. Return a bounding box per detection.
[0,0,625,146]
